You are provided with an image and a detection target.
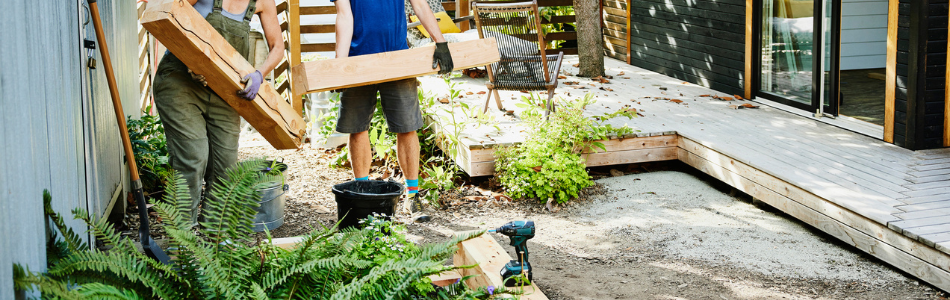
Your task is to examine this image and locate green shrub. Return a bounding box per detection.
[495,94,636,204]
[127,109,172,199]
[15,160,507,299]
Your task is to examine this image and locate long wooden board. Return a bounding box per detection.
[141,0,305,149]
[291,38,501,94]
[453,232,548,300]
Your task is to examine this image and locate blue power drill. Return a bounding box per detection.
[489,220,535,286]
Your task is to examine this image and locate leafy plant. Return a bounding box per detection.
[15,160,502,299]
[127,108,172,200]
[496,94,637,204]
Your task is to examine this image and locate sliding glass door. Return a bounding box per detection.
[758,0,839,115]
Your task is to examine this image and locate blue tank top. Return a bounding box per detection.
[331,0,409,57]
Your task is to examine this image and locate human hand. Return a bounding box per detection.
[432,42,453,75]
[238,70,263,100]
[188,69,207,86]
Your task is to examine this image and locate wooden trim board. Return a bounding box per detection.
[885,0,898,143]
[291,38,500,95]
[744,0,753,100]
[141,0,305,149]
[454,232,549,299]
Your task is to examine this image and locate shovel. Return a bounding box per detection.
[87,0,170,264]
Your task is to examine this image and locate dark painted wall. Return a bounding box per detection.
[895,0,947,149]
[621,0,746,95]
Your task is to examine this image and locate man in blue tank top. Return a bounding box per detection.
[331,0,453,222]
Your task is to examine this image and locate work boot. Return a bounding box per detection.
[405,194,431,223]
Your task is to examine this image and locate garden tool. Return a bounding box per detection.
[489,220,535,286]
[88,0,170,264]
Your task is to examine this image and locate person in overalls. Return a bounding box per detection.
[153,0,283,224]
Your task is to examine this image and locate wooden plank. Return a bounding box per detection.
[453,232,548,300]
[907,173,950,184]
[885,0,898,143]
[289,0,301,114]
[582,147,678,167]
[300,6,335,15]
[300,43,336,53]
[906,180,950,190]
[430,271,463,287]
[894,207,950,221]
[677,143,950,291]
[890,216,950,233]
[292,38,500,95]
[896,200,950,212]
[458,0,470,31]
[142,0,305,149]
[626,0,632,64]
[299,24,335,34]
[899,194,950,205]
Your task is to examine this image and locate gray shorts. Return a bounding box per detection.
[336,78,423,134]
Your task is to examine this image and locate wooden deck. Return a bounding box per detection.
[422,57,950,291]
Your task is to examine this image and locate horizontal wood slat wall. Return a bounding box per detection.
[602,0,627,61]
[606,0,746,95]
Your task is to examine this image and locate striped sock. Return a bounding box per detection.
[406,179,419,195]
[355,176,369,181]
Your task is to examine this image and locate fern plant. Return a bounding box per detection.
[15,160,508,299]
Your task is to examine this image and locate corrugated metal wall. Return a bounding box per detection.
[0,0,139,298]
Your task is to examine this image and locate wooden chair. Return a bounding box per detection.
[472,0,563,115]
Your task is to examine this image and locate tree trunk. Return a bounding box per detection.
[573,0,604,77]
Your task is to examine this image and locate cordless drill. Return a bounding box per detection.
[489,220,535,286]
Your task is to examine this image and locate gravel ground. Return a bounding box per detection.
[230,144,948,300]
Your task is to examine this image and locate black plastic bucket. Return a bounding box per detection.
[252,160,288,232]
[332,180,404,230]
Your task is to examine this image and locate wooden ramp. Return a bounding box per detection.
[425,57,950,291]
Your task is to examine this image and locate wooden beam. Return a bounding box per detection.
[626,0,631,65]
[291,38,500,95]
[142,0,305,149]
[457,0,470,32]
[744,0,753,100]
[289,0,302,114]
[453,232,548,299]
[886,0,898,143]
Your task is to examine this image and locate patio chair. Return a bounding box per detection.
[406,0,477,48]
[472,0,563,115]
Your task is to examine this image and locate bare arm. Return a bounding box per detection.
[334,0,353,58]
[408,0,445,43]
[254,0,284,77]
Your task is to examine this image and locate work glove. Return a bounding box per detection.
[432,42,454,75]
[238,70,263,100]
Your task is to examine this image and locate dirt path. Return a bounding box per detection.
[239,145,948,299]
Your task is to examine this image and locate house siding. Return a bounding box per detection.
[841,0,889,70]
[624,0,747,95]
[0,0,140,298]
[895,0,947,149]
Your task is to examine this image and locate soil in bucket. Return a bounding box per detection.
[332,180,404,230]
